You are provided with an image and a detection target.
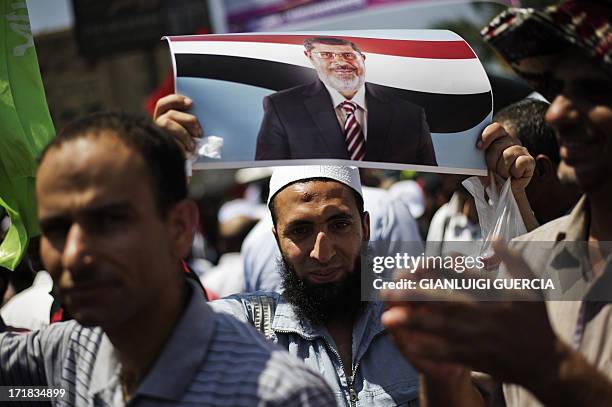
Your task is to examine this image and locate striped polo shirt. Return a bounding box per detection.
[0,280,335,406]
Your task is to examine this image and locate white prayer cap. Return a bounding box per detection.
[267,165,362,205]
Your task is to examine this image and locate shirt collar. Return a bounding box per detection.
[271,296,385,343]
[324,82,367,112]
[271,295,320,339]
[544,195,612,300]
[554,195,589,242]
[90,279,216,402]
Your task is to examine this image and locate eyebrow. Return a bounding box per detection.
[39,201,135,225]
[283,212,354,229]
[327,213,353,222]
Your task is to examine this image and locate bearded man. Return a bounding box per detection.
[211,165,421,407]
[254,37,437,165]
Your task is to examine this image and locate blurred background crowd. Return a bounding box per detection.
[1,0,559,320]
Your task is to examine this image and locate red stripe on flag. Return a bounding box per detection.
[168,34,475,59]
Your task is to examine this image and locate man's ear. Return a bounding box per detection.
[304,50,310,59]
[362,211,370,242]
[361,53,366,61]
[534,154,555,180]
[272,226,279,244]
[168,199,199,259]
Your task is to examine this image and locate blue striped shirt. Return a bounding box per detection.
[0,281,335,406]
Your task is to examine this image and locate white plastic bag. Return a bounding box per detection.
[462,174,527,260]
[185,135,224,176]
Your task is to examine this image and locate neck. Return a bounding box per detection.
[589,192,612,241]
[327,300,361,327]
[340,90,357,100]
[536,183,581,224]
[106,277,187,395]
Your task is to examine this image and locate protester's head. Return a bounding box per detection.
[483,0,612,195]
[495,99,559,165]
[495,99,581,222]
[268,166,369,325]
[304,37,366,99]
[36,112,198,330]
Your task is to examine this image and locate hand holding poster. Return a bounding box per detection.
[164,30,492,174]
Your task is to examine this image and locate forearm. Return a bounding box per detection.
[511,187,539,232]
[528,341,612,407]
[421,371,485,407]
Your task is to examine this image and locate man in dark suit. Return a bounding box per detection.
[255,37,437,165]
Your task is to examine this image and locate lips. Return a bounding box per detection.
[309,267,344,284]
[331,65,356,74]
[60,279,120,304]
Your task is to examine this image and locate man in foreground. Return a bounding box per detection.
[0,112,334,406]
[383,1,612,406]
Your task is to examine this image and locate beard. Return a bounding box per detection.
[279,256,363,326]
[318,65,365,96]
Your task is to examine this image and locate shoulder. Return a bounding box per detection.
[511,215,570,246]
[508,215,571,270]
[366,83,424,112]
[6,319,102,350]
[267,82,317,102]
[0,320,103,385]
[210,291,282,321]
[204,302,334,405]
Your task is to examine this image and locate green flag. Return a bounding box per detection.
[0,0,55,270]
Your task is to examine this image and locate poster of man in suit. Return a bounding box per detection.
[163,30,493,174]
[255,37,437,165]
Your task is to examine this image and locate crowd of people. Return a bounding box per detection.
[1,0,611,406]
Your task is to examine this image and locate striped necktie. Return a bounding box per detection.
[341,101,366,161]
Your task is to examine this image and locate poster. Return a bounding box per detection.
[165,30,492,174]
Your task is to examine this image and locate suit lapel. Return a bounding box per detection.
[365,83,393,161]
[304,81,349,159]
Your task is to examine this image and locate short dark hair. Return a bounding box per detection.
[38,111,187,217]
[494,99,560,165]
[303,37,362,54]
[268,178,365,228]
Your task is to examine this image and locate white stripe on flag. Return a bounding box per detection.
[170,41,490,94]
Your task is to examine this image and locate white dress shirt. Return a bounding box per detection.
[324,84,368,139]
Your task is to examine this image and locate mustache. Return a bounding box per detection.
[302,263,344,273]
[330,63,356,70]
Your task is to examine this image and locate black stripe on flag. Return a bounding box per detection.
[176,54,491,133]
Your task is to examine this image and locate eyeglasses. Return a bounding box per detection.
[311,51,361,60]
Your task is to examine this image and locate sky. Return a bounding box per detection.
[26,0,73,34]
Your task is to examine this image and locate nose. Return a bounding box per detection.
[546,94,580,131]
[310,231,335,263]
[62,223,93,274]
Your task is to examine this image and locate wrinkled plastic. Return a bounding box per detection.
[185,135,224,176]
[462,174,527,260]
